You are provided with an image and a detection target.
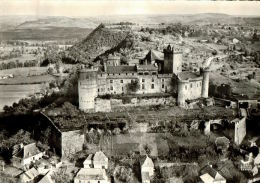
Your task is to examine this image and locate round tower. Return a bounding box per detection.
[78,69,98,112]
[177,79,188,107]
[201,68,210,98]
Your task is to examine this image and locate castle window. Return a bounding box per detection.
[162,79,164,82]
[110,80,113,83]
[113,73,115,76]
[152,78,154,82]
[101,74,102,77]
[142,84,145,89]
[132,73,134,75]
[138,72,143,75]
[151,84,154,89]
[119,73,121,75]
[152,72,156,75]
[108,74,110,76]
[110,86,113,91]
[98,89,100,92]
[122,87,124,91]
[162,84,164,88]
[190,83,192,88]
[142,79,145,82]
[126,73,128,75]
[144,72,149,75]
[121,80,123,83]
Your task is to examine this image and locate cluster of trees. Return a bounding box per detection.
[126,80,140,93]
[0,60,38,70]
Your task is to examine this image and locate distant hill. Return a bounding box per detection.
[8,13,259,30]
[65,24,131,63]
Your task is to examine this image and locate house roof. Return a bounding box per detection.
[75,168,106,180]
[84,154,94,164]
[106,66,137,74]
[137,64,158,71]
[200,173,214,183]
[38,172,54,183]
[200,165,226,181]
[144,50,164,62]
[21,167,39,181]
[141,156,154,168]
[93,151,108,162]
[178,71,201,81]
[15,143,41,159]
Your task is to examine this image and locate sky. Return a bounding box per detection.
[0,0,260,17]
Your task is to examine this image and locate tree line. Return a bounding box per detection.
[0,60,38,70]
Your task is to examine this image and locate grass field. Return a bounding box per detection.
[0,67,47,76]
[0,83,46,111]
[0,75,55,85]
[0,53,39,63]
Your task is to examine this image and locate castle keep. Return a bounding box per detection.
[78,45,210,111]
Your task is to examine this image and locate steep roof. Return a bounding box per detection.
[15,143,41,159]
[141,156,154,168]
[106,65,136,74]
[200,165,225,181]
[93,151,108,162]
[76,168,106,180]
[145,50,164,62]
[20,167,39,182]
[38,172,54,183]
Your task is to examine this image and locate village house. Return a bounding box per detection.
[20,167,39,183]
[200,165,226,183]
[93,151,108,169]
[240,153,254,171]
[140,156,154,183]
[74,168,109,183]
[12,143,44,168]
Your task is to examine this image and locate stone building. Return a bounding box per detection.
[78,45,210,111]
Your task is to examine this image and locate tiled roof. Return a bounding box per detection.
[21,167,39,181]
[93,151,108,162]
[137,65,158,71]
[76,168,106,180]
[146,50,164,61]
[15,143,41,159]
[200,165,218,178]
[106,66,137,74]
[141,156,154,168]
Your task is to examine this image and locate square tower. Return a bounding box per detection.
[163,45,182,74]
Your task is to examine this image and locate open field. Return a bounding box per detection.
[0,67,47,76]
[0,84,46,111]
[0,54,39,63]
[0,74,55,85]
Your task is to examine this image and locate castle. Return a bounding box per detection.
[78,45,210,112]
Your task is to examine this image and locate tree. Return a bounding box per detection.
[127,80,140,93]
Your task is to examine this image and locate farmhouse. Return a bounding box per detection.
[78,45,210,112]
[12,143,44,168]
[140,156,154,183]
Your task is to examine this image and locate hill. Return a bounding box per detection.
[65,24,131,63]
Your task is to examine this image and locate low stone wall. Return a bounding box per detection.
[111,96,175,109]
[61,130,85,158]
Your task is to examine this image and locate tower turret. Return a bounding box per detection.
[163,45,182,74]
[201,67,210,98]
[78,68,98,112]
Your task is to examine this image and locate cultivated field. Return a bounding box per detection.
[0,67,47,76]
[0,84,46,111]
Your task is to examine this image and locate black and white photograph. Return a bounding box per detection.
[0,0,260,182]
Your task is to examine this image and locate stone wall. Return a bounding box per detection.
[234,117,246,145]
[61,130,85,158]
